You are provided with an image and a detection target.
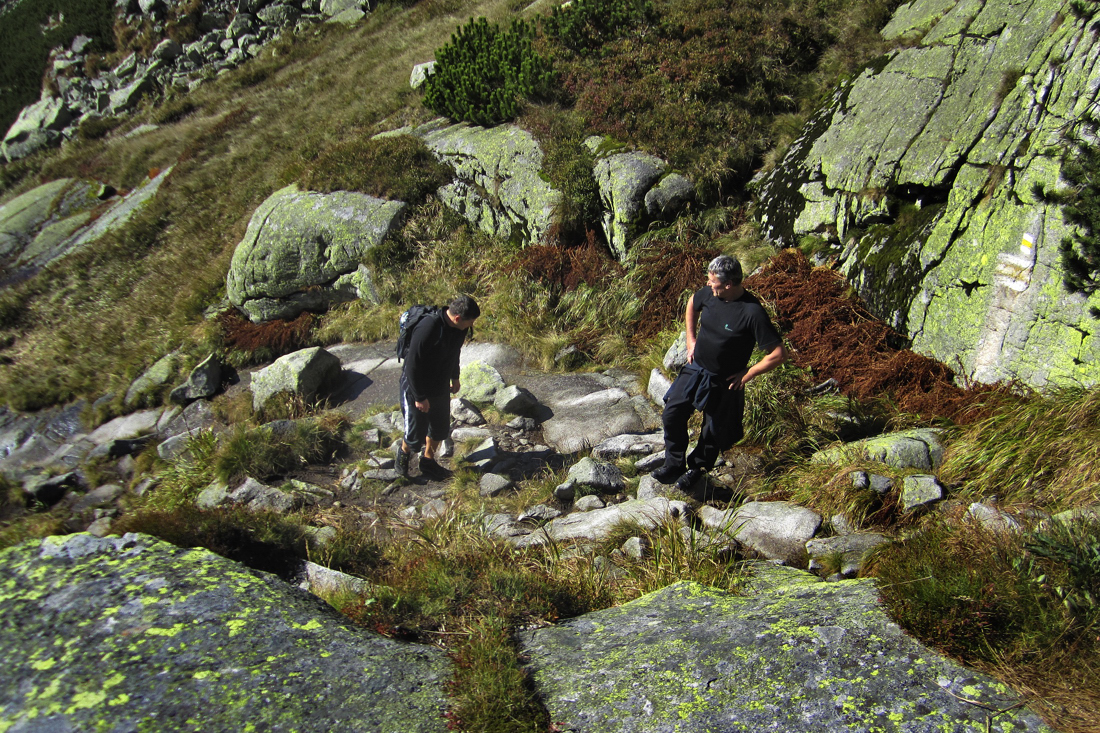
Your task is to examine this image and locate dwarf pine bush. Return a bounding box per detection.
[423,17,552,126]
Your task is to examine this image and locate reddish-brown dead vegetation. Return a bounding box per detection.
[216,310,316,358]
[747,249,1010,424]
[510,232,624,292]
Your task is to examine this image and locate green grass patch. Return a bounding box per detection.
[872,516,1100,732]
[939,387,1100,510]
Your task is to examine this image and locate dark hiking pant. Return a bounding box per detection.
[662,369,745,472]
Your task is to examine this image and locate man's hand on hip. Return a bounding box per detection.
[450,379,461,394]
[415,398,431,413]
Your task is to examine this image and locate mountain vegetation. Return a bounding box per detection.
[1,0,1099,730]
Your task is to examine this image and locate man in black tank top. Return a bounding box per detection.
[652,255,786,491]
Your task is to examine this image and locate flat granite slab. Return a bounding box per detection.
[0,533,450,732]
[517,565,1052,733]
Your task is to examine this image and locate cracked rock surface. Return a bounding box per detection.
[755,0,1100,388]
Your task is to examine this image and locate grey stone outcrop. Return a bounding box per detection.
[524,373,649,454]
[4,0,374,163]
[699,501,822,566]
[410,61,435,89]
[227,185,403,322]
[754,0,1100,389]
[169,353,222,404]
[397,120,561,245]
[901,474,944,511]
[514,497,690,547]
[125,351,180,407]
[566,457,626,495]
[0,178,111,264]
[805,532,890,578]
[590,432,663,460]
[0,533,449,732]
[518,570,1051,732]
[250,347,342,410]
[967,502,1022,532]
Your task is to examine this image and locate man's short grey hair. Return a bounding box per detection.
[707,255,743,285]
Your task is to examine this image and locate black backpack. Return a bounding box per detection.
[396,304,441,362]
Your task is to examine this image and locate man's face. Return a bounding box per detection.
[707,273,731,297]
[455,317,477,330]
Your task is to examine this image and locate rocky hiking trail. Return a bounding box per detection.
[0,328,1062,732]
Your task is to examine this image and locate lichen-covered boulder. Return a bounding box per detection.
[250,346,342,410]
[0,533,449,732]
[458,361,507,402]
[226,185,404,322]
[812,427,945,471]
[398,120,561,244]
[754,0,1100,388]
[585,137,694,259]
[518,569,1052,732]
[593,149,667,259]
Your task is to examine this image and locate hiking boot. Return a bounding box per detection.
[651,464,685,485]
[674,469,704,492]
[394,445,411,478]
[419,457,453,481]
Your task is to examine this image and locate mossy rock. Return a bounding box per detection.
[0,533,449,732]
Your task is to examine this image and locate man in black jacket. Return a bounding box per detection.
[653,255,785,492]
[396,295,480,480]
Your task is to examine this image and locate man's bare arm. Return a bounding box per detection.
[685,299,698,363]
[728,344,786,390]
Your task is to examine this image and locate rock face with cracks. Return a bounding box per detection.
[754,0,1100,388]
[0,533,449,732]
[518,566,1053,733]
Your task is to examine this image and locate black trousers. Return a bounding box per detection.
[662,371,745,472]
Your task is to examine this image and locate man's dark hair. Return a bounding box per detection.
[448,294,481,320]
[708,255,743,285]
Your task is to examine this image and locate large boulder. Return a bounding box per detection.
[397,120,561,245]
[0,533,449,732]
[250,347,342,410]
[227,185,404,322]
[754,0,1100,388]
[517,569,1052,732]
[586,137,694,259]
[812,428,945,471]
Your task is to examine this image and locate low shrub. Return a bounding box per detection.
[299,134,452,205]
[541,0,655,54]
[213,416,348,484]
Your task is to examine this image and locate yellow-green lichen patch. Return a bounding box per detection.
[1,533,452,732]
[518,577,1053,732]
